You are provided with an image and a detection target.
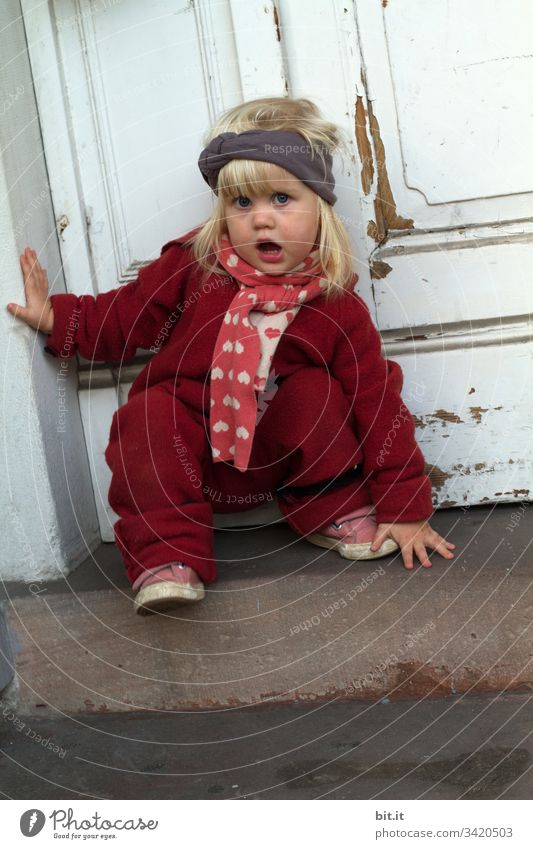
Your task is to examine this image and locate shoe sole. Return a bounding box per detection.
[134,581,205,616]
[306,533,399,560]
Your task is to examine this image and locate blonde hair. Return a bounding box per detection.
[191,97,355,296]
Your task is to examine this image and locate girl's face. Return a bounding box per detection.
[223,174,320,274]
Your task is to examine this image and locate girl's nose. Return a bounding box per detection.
[251,203,274,228]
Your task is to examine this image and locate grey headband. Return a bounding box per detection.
[198,129,337,205]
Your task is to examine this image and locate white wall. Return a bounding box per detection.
[0,1,100,580]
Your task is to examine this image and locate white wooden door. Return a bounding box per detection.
[23,0,287,539]
[357,0,533,509]
[24,0,532,539]
[279,0,533,510]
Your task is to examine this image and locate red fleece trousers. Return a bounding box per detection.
[105,367,373,584]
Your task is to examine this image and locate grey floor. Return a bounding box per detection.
[0,693,531,799]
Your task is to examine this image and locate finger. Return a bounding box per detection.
[430,534,455,560]
[433,538,455,559]
[7,303,28,319]
[415,543,431,568]
[434,534,455,549]
[21,256,47,292]
[370,530,389,551]
[20,252,32,275]
[21,247,39,268]
[20,252,39,282]
[401,547,414,571]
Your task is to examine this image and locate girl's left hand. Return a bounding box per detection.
[370,520,455,570]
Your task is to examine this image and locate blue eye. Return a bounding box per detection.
[274,193,289,205]
[235,196,251,208]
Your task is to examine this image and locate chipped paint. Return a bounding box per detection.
[421,409,464,427]
[468,387,476,395]
[417,406,503,427]
[272,4,281,41]
[469,405,502,423]
[452,463,493,476]
[424,463,452,491]
[389,330,430,343]
[366,101,414,243]
[416,409,465,428]
[370,260,393,279]
[494,489,530,497]
[354,95,374,195]
[432,408,464,424]
[469,406,489,423]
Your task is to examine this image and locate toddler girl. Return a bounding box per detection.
[8,96,454,615]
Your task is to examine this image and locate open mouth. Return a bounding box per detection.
[256,241,283,260]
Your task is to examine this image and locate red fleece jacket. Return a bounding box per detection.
[45,237,433,524]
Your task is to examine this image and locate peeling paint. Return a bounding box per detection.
[469,405,503,423]
[366,101,414,242]
[453,464,471,476]
[452,463,491,476]
[413,409,465,428]
[433,408,464,424]
[469,406,488,423]
[272,4,281,41]
[424,463,452,491]
[369,260,392,279]
[354,96,374,195]
[384,327,432,343]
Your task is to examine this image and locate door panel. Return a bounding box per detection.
[50,0,243,291]
[24,0,532,539]
[279,0,532,509]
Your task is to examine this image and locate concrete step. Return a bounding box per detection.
[1,505,532,716]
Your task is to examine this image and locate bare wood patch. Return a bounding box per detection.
[366,101,414,242]
[424,463,452,491]
[470,405,503,423]
[354,95,374,196]
[370,260,393,279]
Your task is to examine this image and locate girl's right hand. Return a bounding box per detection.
[7,247,54,335]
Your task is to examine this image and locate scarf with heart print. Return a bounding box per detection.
[209,235,328,471]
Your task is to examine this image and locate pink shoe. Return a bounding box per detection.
[306,505,399,560]
[133,563,205,616]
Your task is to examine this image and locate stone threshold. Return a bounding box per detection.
[1,504,531,715]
